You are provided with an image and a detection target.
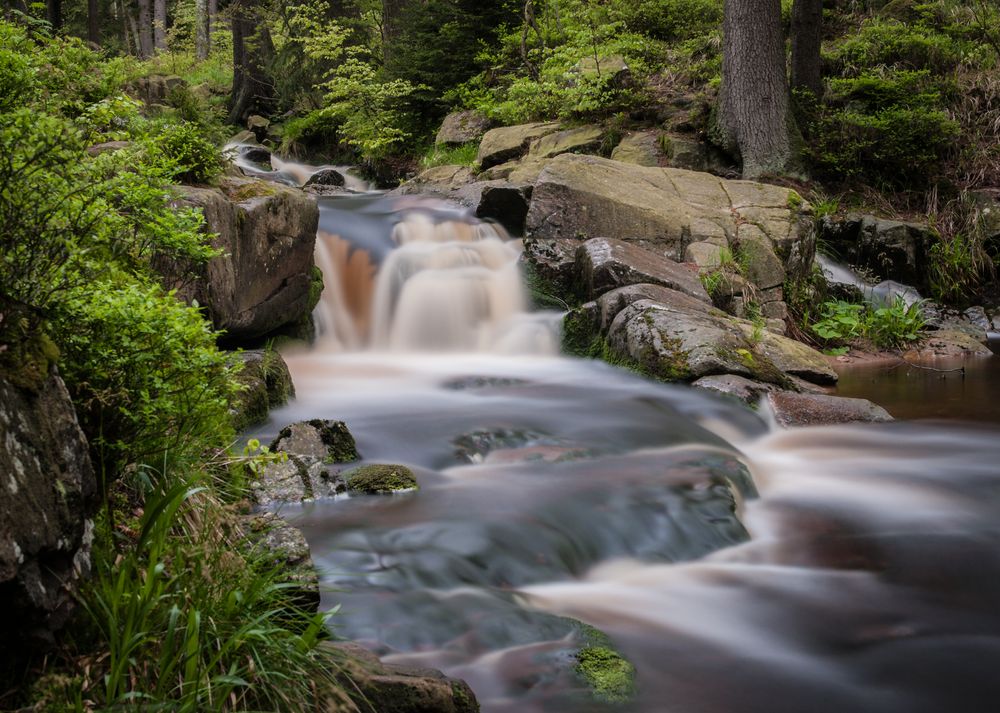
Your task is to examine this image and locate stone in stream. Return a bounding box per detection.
[0,362,96,655]
[564,283,837,386]
[305,168,346,188]
[344,464,418,494]
[228,349,295,431]
[764,392,893,427]
[251,420,360,506]
[168,176,319,346]
[240,511,320,612]
[321,641,480,713]
[818,214,935,291]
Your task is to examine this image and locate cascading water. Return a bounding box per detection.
[250,163,1000,713]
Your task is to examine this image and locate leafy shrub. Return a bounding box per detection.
[810,298,925,349]
[831,19,965,75]
[152,121,224,184]
[616,0,722,41]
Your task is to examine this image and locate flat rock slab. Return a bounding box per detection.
[766,392,893,427]
[526,154,815,283]
[577,237,710,302]
[528,125,604,160]
[477,121,561,169]
[610,130,663,167]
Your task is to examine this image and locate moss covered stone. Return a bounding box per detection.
[272,419,360,462]
[345,464,418,494]
[575,645,636,703]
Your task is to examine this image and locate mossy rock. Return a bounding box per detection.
[0,333,60,391]
[272,419,360,463]
[345,464,418,494]
[575,645,636,704]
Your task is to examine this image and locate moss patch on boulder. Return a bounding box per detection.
[345,464,418,494]
[575,645,636,704]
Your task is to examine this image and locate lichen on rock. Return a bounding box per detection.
[345,464,418,494]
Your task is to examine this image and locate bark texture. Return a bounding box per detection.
[791,0,824,96]
[717,0,796,178]
[195,0,210,59]
[153,0,167,51]
[87,0,99,43]
[137,0,153,58]
[229,0,276,124]
[46,0,61,30]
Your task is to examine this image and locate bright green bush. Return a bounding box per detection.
[616,0,722,41]
[152,121,224,184]
[831,18,966,75]
[810,298,925,349]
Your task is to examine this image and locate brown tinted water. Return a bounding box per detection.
[834,346,1000,423]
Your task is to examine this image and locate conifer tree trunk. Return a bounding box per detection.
[137,0,154,58]
[791,0,824,96]
[195,0,210,59]
[716,0,797,178]
[46,0,61,30]
[229,0,276,123]
[153,0,167,51]
[88,0,100,44]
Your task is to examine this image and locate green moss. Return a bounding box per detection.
[227,180,278,203]
[307,265,325,312]
[0,333,59,391]
[786,190,803,211]
[561,308,601,357]
[345,464,418,494]
[272,419,360,463]
[575,645,636,704]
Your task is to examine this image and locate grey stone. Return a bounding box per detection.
[693,374,779,405]
[169,177,319,344]
[611,130,663,167]
[0,369,96,653]
[305,168,346,188]
[576,237,710,302]
[528,125,604,160]
[476,121,561,169]
[241,512,319,611]
[765,392,893,427]
[435,110,492,146]
[476,182,533,235]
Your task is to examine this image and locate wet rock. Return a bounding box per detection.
[820,215,934,290]
[0,368,96,654]
[526,154,815,284]
[272,420,360,462]
[765,392,893,427]
[229,349,295,431]
[322,641,480,713]
[436,110,492,146]
[251,420,360,505]
[610,130,663,167]
[693,374,779,405]
[442,376,532,391]
[475,182,532,235]
[345,464,418,494]
[523,237,581,302]
[246,114,270,142]
[574,283,836,386]
[86,140,131,157]
[476,121,561,169]
[305,168,346,188]
[241,511,319,611]
[169,177,319,345]
[907,329,993,358]
[576,237,710,302]
[238,145,273,165]
[528,125,604,160]
[453,428,556,463]
[963,306,991,332]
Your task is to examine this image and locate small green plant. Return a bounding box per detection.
[420,141,479,170]
[810,298,925,349]
[151,121,224,184]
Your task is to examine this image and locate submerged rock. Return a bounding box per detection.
[305,168,346,188]
[765,392,893,427]
[0,368,96,654]
[345,464,418,494]
[323,641,480,713]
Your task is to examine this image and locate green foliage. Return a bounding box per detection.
[616,0,722,41]
[810,298,925,349]
[81,480,336,711]
[831,18,965,75]
[150,121,224,184]
[575,645,636,703]
[421,141,479,169]
[928,233,992,304]
[57,280,239,484]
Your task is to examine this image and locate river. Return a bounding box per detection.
[248,184,1000,713]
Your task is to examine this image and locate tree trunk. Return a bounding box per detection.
[137,0,154,58]
[716,0,797,178]
[229,0,276,124]
[88,0,100,44]
[153,0,167,51]
[382,0,406,65]
[46,0,61,31]
[195,0,210,59]
[791,0,824,96]
[208,0,219,51]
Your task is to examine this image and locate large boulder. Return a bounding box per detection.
[526,154,815,283]
[435,110,492,146]
[765,392,893,427]
[125,74,187,107]
[610,130,664,167]
[0,367,96,653]
[170,177,319,344]
[476,121,561,169]
[527,125,604,160]
[565,283,837,385]
[229,349,295,431]
[575,237,710,302]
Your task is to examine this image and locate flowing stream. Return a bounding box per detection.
[250,175,1000,713]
